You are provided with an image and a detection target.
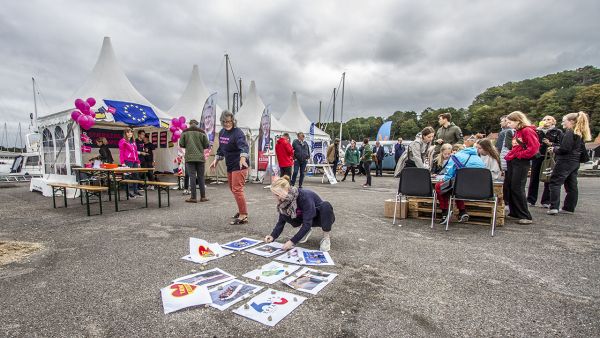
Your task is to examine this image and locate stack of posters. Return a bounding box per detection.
[275,248,335,266]
[160,283,211,314]
[232,288,307,326]
[242,261,301,284]
[221,237,263,251]
[182,238,233,264]
[208,280,263,311]
[281,268,337,295]
[245,242,285,258]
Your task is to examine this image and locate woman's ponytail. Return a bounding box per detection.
[574,111,592,141]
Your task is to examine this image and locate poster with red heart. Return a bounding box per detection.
[160,283,211,314]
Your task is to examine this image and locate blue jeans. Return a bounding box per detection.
[291,160,307,187]
[124,161,140,193]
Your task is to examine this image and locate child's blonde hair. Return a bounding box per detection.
[435,143,452,166]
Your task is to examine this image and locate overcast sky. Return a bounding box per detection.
[1,0,599,145]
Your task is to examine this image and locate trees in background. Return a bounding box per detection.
[321,66,600,141]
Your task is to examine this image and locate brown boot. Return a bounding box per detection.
[200,197,209,202]
[185,198,197,203]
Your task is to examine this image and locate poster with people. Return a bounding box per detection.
[257,106,271,171]
[200,92,217,147]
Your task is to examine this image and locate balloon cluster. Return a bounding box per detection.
[80,132,92,153]
[71,97,97,130]
[169,116,188,143]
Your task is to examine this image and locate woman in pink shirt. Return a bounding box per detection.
[119,128,142,198]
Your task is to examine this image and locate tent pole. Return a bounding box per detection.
[32,77,38,133]
[339,72,345,143]
[225,54,230,111]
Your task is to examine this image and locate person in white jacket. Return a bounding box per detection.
[394,127,435,177]
[476,139,502,180]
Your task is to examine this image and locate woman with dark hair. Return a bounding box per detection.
[94,137,113,163]
[265,175,335,252]
[394,127,435,177]
[210,111,250,224]
[119,128,142,198]
[504,111,540,224]
[360,138,373,188]
[476,139,502,180]
[527,115,563,207]
[342,140,360,182]
[547,112,592,215]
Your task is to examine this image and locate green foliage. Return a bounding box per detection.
[321,66,600,141]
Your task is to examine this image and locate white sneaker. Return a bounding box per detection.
[319,237,331,252]
[541,204,550,208]
[298,229,312,244]
[547,209,559,215]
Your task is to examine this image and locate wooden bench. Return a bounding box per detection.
[118,180,178,208]
[48,183,108,216]
[154,173,184,189]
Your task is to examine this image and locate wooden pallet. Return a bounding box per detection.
[408,197,505,226]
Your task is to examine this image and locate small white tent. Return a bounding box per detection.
[235,81,290,133]
[32,37,174,196]
[280,92,329,139]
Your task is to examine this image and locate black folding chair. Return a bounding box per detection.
[393,168,436,228]
[446,168,498,236]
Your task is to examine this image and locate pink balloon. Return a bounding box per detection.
[173,130,182,138]
[80,101,90,114]
[77,114,88,125]
[74,98,85,111]
[169,125,178,133]
[71,110,82,121]
[180,123,188,130]
[171,118,180,127]
[178,116,186,125]
[86,97,96,107]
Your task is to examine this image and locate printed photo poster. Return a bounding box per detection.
[245,242,285,258]
[173,268,235,288]
[242,261,301,284]
[221,237,262,251]
[160,283,211,314]
[183,237,233,263]
[282,268,337,295]
[257,106,271,171]
[201,92,217,146]
[232,288,307,327]
[275,248,335,266]
[301,249,335,266]
[208,279,263,311]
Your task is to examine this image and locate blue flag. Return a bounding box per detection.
[103,99,160,127]
[376,121,392,141]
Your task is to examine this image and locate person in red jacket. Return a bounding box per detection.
[504,111,540,224]
[275,133,294,177]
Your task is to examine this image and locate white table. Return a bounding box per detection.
[305,163,337,184]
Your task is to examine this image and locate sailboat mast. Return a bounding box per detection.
[318,101,322,127]
[339,72,345,143]
[225,54,230,111]
[332,88,336,127]
[32,77,38,132]
[239,78,243,107]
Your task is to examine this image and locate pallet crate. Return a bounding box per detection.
[408,197,505,226]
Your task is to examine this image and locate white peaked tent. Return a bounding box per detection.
[280,92,329,139]
[235,81,290,133]
[55,37,170,119]
[32,37,174,196]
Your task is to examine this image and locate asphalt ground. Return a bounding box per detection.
[0,174,599,337]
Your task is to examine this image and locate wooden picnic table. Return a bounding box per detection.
[73,167,155,212]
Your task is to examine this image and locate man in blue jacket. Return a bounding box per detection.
[435,146,486,224]
[394,138,405,164]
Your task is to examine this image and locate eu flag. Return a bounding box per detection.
[103,99,160,127]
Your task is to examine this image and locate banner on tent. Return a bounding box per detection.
[160,131,167,148]
[257,106,271,171]
[87,128,123,148]
[151,132,158,147]
[201,93,217,146]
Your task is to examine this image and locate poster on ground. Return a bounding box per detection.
[221,237,262,251]
[232,288,307,327]
[275,248,335,266]
[208,279,263,311]
[184,238,233,263]
[172,268,235,288]
[245,242,285,258]
[160,283,211,314]
[242,261,301,284]
[281,268,337,295]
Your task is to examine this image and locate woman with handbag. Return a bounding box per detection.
[547,112,592,215]
[527,116,563,207]
[504,111,540,224]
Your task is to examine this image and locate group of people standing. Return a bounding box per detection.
[394,110,592,225]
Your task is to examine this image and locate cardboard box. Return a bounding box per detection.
[384,198,408,219]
